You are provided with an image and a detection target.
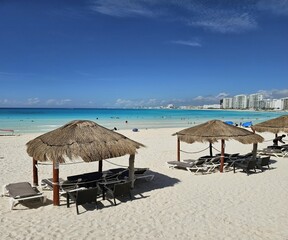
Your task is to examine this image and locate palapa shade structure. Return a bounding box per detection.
[26,120,144,206]
[252,115,288,135]
[173,120,264,172]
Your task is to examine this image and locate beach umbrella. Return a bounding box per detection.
[252,115,288,135]
[241,121,253,128]
[173,120,264,172]
[224,121,234,125]
[26,120,144,206]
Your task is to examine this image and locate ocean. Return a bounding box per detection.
[0,108,285,134]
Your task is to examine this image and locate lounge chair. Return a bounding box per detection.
[66,171,104,188]
[257,147,288,158]
[233,159,258,175]
[66,187,99,214]
[105,167,154,182]
[2,182,46,210]
[256,156,271,171]
[134,168,154,181]
[216,153,240,158]
[166,160,195,170]
[167,159,210,174]
[237,152,253,159]
[205,156,222,172]
[104,181,133,206]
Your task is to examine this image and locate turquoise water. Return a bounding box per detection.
[0,108,285,134]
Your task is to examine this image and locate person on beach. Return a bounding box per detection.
[273,134,286,146]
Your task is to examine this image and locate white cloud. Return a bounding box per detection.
[46,99,72,106]
[0,99,9,104]
[170,40,202,47]
[257,0,288,15]
[27,98,40,105]
[89,0,259,33]
[257,89,288,99]
[216,92,229,98]
[115,98,167,107]
[188,12,257,33]
[90,0,157,18]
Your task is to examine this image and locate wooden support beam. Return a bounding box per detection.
[32,159,38,186]
[220,139,225,173]
[53,160,60,206]
[177,137,180,161]
[129,154,135,188]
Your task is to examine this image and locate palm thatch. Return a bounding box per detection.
[252,115,288,134]
[26,120,145,163]
[173,120,264,144]
[173,120,264,173]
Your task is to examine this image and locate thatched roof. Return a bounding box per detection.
[252,115,288,134]
[26,120,145,163]
[173,120,264,144]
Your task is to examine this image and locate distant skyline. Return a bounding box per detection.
[0,0,288,108]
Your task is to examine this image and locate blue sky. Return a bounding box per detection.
[0,0,288,108]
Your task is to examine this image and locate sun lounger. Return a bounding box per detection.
[2,182,46,210]
[167,160,195,170]
[167,159,211,174]
[204,156,222,172]
[105,168,154,183]
[67,171,104,188]
[257,147,288,158]
[41,178,83,196]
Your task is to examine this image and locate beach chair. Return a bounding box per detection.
[257,147,288,158]
[41,178,87,197]
[2,182,46,210]
[233,159,258,175]
[104,181,133,206]
[256,156,271,171]
[186,158,213,174]
[134,168,154,181]
[167,159,209,174]
[205,156,222,172]
[237,152,253,159]
[66,171,104,188]
[106,167,154,182]
[66,187,99,214]
[166,160,195,170]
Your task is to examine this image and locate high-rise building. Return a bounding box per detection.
[248,93,263,109]
[282,98,288,110]
[221,98,233,109]
[233,95,247,109]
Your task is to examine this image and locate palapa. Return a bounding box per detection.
[173,120,264,172]
[252,115,288,134]
[26,120,145,206]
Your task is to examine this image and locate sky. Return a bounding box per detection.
[0,0,288,108]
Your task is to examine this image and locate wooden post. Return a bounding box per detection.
[177,137,180,161]
[209,142,213,157]
[98,160,103,172]
[53,160,60,206]
[220,139,225,173]
[252,143,258,160]
[251,127,258,160]
[32,159,38,186]
[129,154,135,188]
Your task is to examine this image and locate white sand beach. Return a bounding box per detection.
[1,128,288,240]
